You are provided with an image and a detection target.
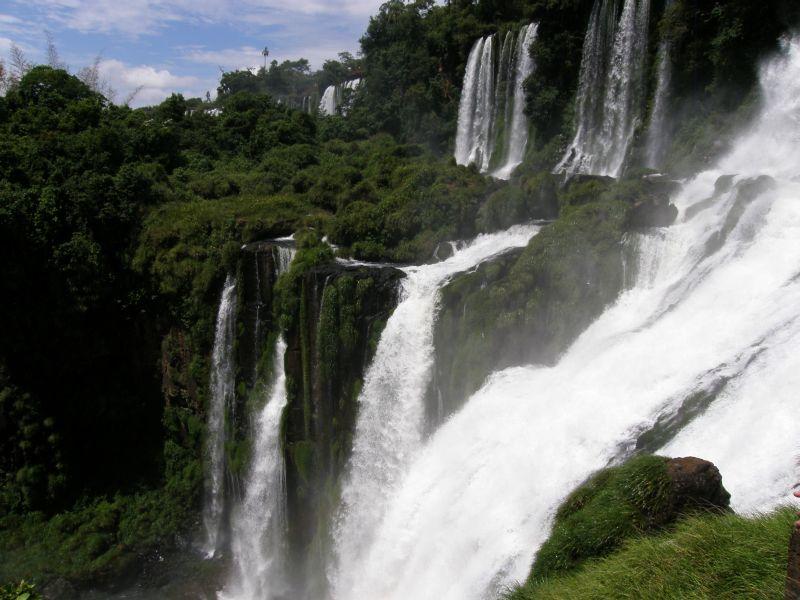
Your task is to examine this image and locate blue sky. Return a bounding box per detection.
[0,0,384,106]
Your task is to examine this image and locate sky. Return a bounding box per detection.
[0,0,384,107]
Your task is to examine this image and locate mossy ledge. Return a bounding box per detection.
[429,174,679,424]
[279,255,403,595]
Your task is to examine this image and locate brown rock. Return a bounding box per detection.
[666,456,731,512]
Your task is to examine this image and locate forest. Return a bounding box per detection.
[2,0,800,598]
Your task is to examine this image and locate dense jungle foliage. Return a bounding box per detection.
[1,0,798,592]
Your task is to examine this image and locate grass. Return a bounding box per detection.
[530,455,675,579]
[508,507,794,600]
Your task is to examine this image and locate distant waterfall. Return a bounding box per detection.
[302,95,315,115]
[644,0,674,169]
[318,79,362,116]
[202,274,238,558]
[222,246,295,600]
[454,24,539,179]
[330,224,541,599]
[556,0,651,177]
[338,35,800,600]
[455,36,494,171]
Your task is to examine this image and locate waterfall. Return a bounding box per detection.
[318,79,362,116]
[319,86,337,116]
[334,35,800,600]
[454,24,539,179]
[454,37,485,167]
[221,338,290,600]
[274,244,295,274]
[493,24,539,179]
[644,0,674,169]
[202,274,238,558]
[556,0,651,177]
[221,245,295,600]
[330,224,541,598]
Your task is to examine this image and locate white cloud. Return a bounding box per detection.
[0,12,42,44]
[97,58,213,106]
[181,45,264,70]
[0,14,23,25]
[179,42,350,72]
[14,0,383,37]
[1,0,386,106]
[0,36,12,56]
[18,0,181,36]
[0,35,39,61]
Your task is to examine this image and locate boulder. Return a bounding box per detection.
[666,456,731,512]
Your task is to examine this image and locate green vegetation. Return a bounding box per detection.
[432,177,625,417]
[431,173,683,419]
[1,0,798,592]
[638,0,800,175]
[217,52,362,110]
[508,507,794,599]
[0,438,200,586]
[0,60,490,590]
[279,257,402,578]
[0,580,40,600]
[529,456,689,579]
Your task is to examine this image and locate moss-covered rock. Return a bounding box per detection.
[280,260,403,593]
[476,173,559,234]
[527,455,730,582]
[429,176,680,423]
[429,196,628,424]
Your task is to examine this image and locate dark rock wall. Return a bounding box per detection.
[281,263,403,594]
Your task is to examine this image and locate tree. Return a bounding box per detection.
[77,54,115,99]
[45,31,65,70]
[9,44,30,85]
[0,59,8,94]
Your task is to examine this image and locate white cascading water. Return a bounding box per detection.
[493,24,539,179]
[556,0,651,177]
[644,0,674,169]
[332,35,800,600]
[319,85,337,116]
[331,224,541,598]
[318,79,362,116]
[455,24,539,179]
[221,246,295,600]
[454,37,486,167]
[202,274,238,558]
[455,33,497,171]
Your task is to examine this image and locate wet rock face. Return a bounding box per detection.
[624,175,681,228]
[41,578,78,600]
[628,195,679,227]
[237,243,287,392]
[429,198,629,426]
[281,262,404,593]
[665,456,731,512]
